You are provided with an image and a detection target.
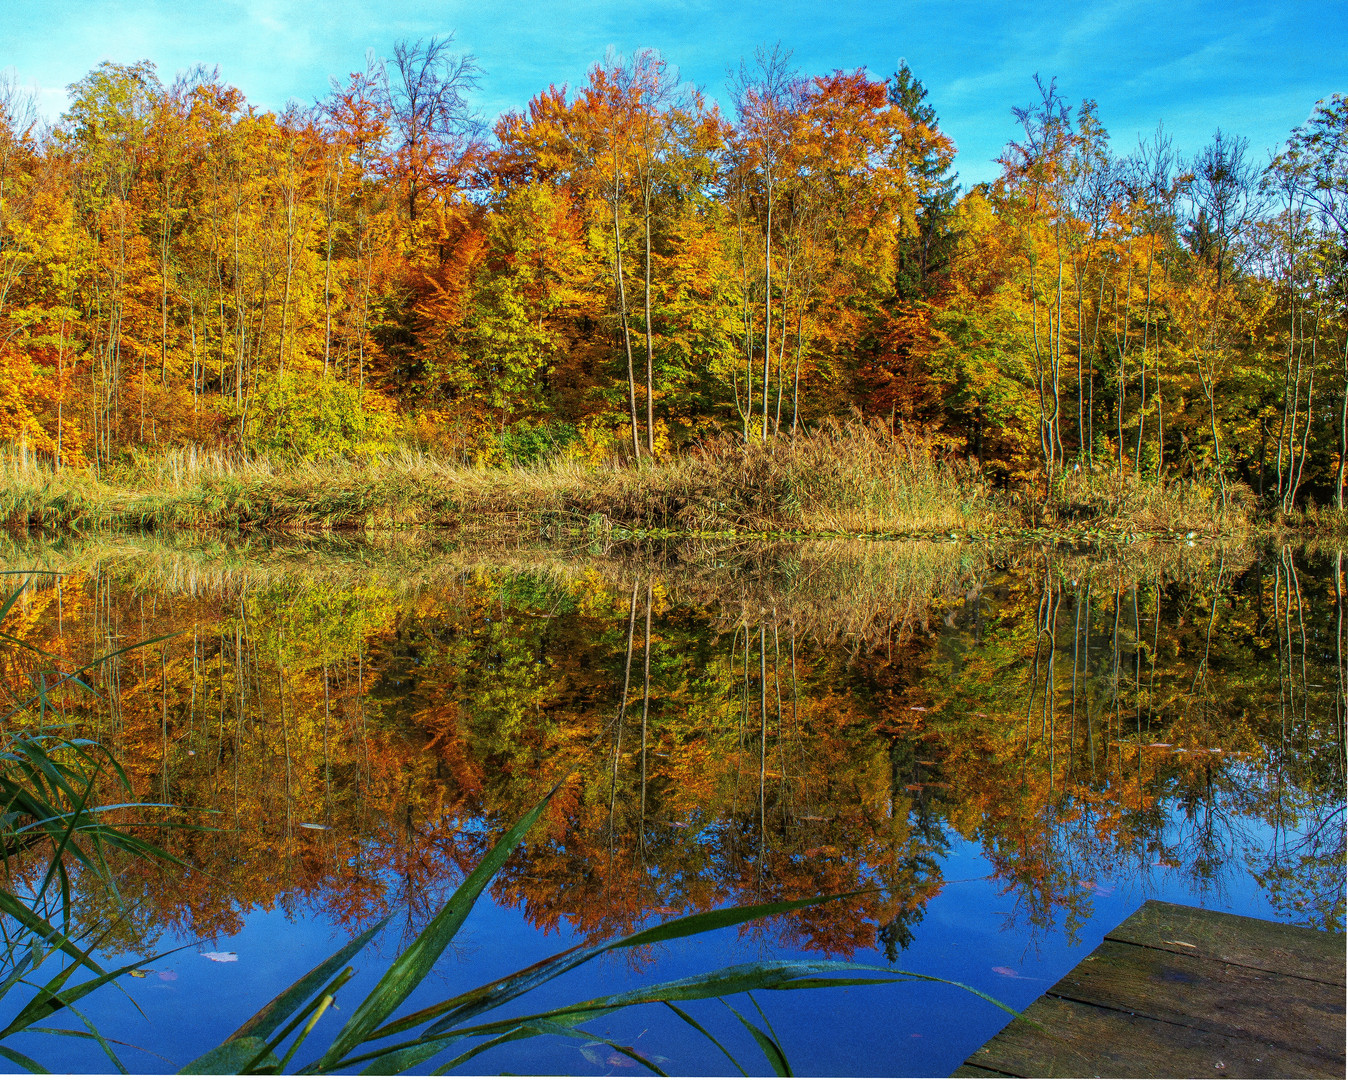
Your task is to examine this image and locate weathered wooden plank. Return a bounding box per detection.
[1047,939,1345,1060]
[1106,900,1347,985]
[963,994,1343,1079]
[948,1065,1012,1078]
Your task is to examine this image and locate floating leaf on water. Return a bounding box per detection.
[991,966,1018,977]
[158,970,178,982]
[201,951,238,963]
[129,969,151,978]
[607,1053,637,1067]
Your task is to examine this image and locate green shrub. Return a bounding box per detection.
[246,373,396,462]
[496,420,578,467]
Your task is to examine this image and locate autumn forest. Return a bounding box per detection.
[0,33,1346,1076]
[0,41,1344,514]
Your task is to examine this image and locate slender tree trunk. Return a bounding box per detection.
[643,184,655,456]
[609,167,640,460]
[1135,239,1155,472]
[1336,334,1348,510]
[790,303,805,440]
[761,178,773,441]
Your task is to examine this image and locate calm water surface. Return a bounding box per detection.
[2,535,1344,1075]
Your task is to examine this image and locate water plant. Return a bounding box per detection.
[180,783,1016,1075]
[0,572,1017,1075]
[0,573,181,1071]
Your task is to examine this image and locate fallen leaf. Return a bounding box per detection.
[158,970,178,982]
[1163,940,1197,949]
[128,969,151,978]
[298,823,329,830]
[991,966,1018,977]
[201,951,238,963]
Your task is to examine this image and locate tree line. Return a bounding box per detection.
[0,43,1344,503]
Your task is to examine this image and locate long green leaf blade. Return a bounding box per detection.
[307,783,562,1071]
[0,891,105,977]
[663,1001,747,1077]
[0,1042,49,1072]
[178,1036,278,1074]
[230,917,389,1043]
[0,947,187,1038]
[725,1000,791,1077]
[415,892,858,1040]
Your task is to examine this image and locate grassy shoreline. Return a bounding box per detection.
[0,422,1278,543]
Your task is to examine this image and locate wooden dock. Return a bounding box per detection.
[955,900,1345,1079]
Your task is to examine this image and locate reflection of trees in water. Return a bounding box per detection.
[925,545,1345,938]
[1,542,1342,964]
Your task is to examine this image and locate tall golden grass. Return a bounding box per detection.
[1,422,1261,538]
[0,421,991,536]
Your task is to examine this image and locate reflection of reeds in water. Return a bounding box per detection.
[1,531,989,645]
[0,527,1263,648]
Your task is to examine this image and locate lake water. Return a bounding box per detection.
[1,534,1344,1075]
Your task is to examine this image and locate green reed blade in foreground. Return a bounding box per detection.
[378,891,865,1042]
[663,1001,748,1077]
[235,779,1020,1076]
[229,921,389,1045]
[179,1037,279,1075]
[724,998,791,1078]
[303,782,563,1073]
[0,946,188,1041]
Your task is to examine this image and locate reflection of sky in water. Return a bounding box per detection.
[11,813,1316,1076]
[2,541,1343,1074]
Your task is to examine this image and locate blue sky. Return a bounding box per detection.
[5,0,1345,185]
